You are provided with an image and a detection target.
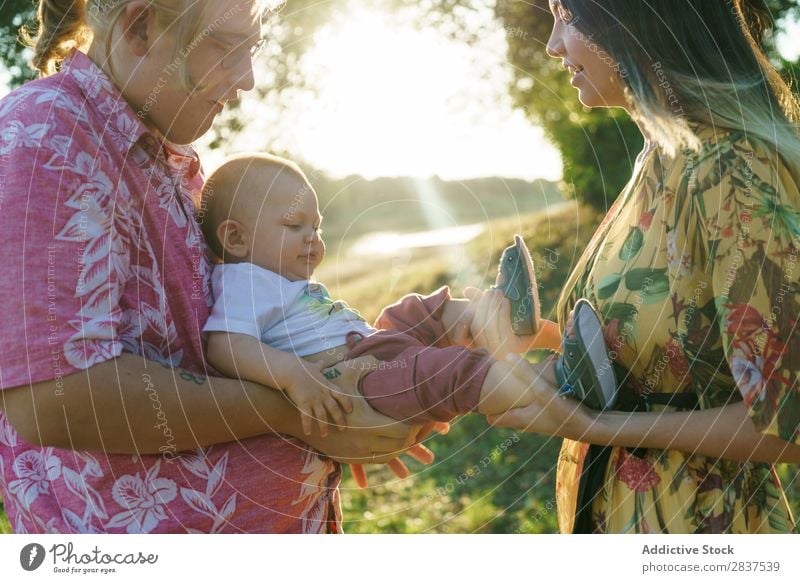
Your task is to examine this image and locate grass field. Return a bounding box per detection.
[326,201,600,532]
[1,202,798,533]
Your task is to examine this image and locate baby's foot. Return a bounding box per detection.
[491,234,541,336]
[555,300,618,410]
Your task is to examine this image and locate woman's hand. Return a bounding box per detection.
[348,421,448,488]
[485,354,596,441]
[311,356,449,487]
[464,287,562,358]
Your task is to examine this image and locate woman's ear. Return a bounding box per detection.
[216,220,250,260]
[118,1,158,57]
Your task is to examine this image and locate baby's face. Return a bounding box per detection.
[247,174,325,281]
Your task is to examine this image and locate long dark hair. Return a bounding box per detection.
[559,0,800,170]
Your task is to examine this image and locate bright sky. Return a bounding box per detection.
[202,8,800,181]
[202,6,563,181]
[282,10,561,181]
[2,9,798,182]
[777,14,800,61]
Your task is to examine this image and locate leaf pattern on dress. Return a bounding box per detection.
[0,120,50,154]
[62,466,109,523]
[555,129,799,534]
[0,412,18,448]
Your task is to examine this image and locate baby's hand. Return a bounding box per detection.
[284,361,354,437]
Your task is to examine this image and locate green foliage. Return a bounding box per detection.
[494,0,800,211]
[313,174,561,247]
[0,0,37,87]
[0,498,10,533]
[318,201,603,327]
[341,416,562,533]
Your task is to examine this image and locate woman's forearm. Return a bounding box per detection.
[0,352,304,454]
[591,401,800,464]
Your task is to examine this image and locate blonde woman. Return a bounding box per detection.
[470,0,800,533]
[0,0,433,533]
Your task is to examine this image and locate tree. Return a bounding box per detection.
[0,0,37,87]
[495,0,800,210]
[2,0,797,210]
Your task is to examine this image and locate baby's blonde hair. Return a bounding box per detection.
[200,153,311,260]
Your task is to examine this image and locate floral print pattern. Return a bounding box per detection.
[8,450,62,506]
[555,128,799,533]
[0,51,341,533]
[106,461,178,533]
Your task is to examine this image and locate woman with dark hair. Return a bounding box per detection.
[469,0,800,533]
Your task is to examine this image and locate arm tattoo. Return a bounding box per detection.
[179,370,207,385]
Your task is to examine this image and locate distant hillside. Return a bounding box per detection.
[319,201,598,327]
[311,174,562,245]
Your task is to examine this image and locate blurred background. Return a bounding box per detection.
[0,0,798,533]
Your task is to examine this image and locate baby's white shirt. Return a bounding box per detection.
[203,263,375,357]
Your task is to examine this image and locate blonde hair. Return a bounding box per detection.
[22,0,89,76]
[22,0,264,91]
[200,153,311,259]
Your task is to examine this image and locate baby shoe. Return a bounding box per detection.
[492,234,541,336]
[554,298,618,410]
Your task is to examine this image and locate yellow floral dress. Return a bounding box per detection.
[555,127,800,533]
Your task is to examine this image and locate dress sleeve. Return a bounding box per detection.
[0,101,132,389]
[202,264,283,340]
[693,135,800,444]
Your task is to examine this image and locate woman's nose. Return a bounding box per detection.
[234,57,256,93]
[546,30,564,59]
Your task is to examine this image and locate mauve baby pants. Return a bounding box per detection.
[344,286,494,423]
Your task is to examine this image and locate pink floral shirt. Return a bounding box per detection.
[0,51,340,533]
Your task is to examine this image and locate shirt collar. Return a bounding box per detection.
[63,50,201,179]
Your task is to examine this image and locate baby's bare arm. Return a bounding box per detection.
[207,332,353,435]
[207,331,306,390]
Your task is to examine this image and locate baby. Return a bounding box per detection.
[200,153,539,436]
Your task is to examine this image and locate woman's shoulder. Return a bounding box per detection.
[668,125,795,200]
[685,125,792,173]
[0,69,83,125]
[675,125,800,245]
[0,52,128,148]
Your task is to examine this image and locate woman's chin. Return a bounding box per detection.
[577,93,616,110]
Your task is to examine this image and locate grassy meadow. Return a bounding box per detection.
[324,201,601,532]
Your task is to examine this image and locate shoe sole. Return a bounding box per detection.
[506,234,541,336]
[572,299,618,409]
